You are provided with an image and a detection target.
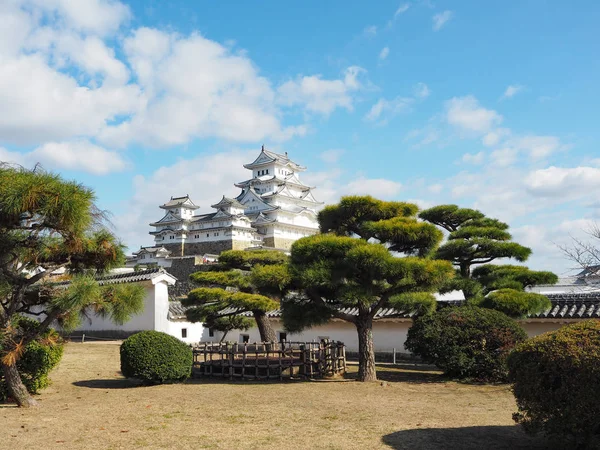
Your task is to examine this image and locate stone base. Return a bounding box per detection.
[262,237,298,250]
[163,239,256,257]
[162,243,185,257]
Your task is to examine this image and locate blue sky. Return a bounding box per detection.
[1,0,599,275]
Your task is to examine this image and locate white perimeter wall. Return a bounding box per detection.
[73,279,203,344]
[198,318,573,354]
[74,281,157,333]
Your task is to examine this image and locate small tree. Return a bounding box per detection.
[558,222,600,273]
[419,204,556,316]
[183,250,290,342]
[0,164,145,407]
[282,196,454,382]
[207,316,254,342]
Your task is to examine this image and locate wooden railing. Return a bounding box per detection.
[191,340,346,380]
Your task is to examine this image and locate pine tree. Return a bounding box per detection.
[419,204,557,316]
[0,164,145,407]
[282,196,454,382]
[183,250,290,342]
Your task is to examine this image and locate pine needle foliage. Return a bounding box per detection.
[419,205,557,315]
[183,250,290,342]
[284,196,454,381]
[0,164,145,407]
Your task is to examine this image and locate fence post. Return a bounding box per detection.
[81,334,85,343]
[393,348,396,365]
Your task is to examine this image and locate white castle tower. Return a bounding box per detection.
[146,146,322,257]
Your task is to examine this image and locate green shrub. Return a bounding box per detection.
[405,306,527,381]
[0,317,64,401]
[120,331,192,384]
[508,320,600,447]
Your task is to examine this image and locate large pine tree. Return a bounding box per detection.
[419,204,557,316]
[282,196,454,382]
[0,165,145,407]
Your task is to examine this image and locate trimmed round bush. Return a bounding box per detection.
[508,320,600,447]
[405,306,527,381]
[0,317,64,401]
[120,331,192,384]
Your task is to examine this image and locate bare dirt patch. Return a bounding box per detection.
[1,342,549,449]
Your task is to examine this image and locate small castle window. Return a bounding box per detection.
[208,328,214,337]
[266,169,269,174]
[239,334,250,343]
[181,328,187,339]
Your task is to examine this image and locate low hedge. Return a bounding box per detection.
[508,320,600,447]
[120,331,192,384]
[405,306,527,381]
[0,317,64,401]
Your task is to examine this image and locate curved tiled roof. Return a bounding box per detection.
[54,268,175,287]
[529,293,600,319]
[168,293,600,322]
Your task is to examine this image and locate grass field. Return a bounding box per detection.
[1,342,550,449]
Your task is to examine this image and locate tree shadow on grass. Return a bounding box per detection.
[382,425,552,450]
[345,363,447,384]
[73,378,144,389]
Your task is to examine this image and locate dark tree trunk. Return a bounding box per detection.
[460,263,470,278]
[219,330,229,342]
[253,310,277,342]
[356,317,377,382]
[2,361,37,408]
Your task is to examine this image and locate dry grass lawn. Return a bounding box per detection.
[1,342,550,449]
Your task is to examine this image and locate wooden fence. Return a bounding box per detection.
[191,340,346,380]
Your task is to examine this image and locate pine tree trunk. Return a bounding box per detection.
[356,318,377,382]
[253,311,277,342]
[2,361,37,408]
[460,263,470,278]
[220,330,229,342]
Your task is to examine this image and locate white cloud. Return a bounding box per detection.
[277,66,365,116]
[525,166,600,197]
[27,0,131,36]
[428,183,443,194]
[344,177,403,199]
[413,82,430,99]
[0,5,344,153]
[490,147,518,167]
[432,10,453,31]
[446,95,503,134]
[319,149,345,164]
[379,47,390,60]
[502,84,524,99]
[365,97,413,123]
[363,25,377,36]
[0,54,142,145]
[462,151,484,165]
[513,135,563,160]
[0,141,127,174]
[395,3,410,16]
[482,128,510,147]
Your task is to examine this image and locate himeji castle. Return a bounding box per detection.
[146,146,322,258]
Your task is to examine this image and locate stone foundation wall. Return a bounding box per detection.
[168,257,214,298]
[182,240,234,256]
[162,243,185,257]
[165,239,256,257]
[263,237,298,250]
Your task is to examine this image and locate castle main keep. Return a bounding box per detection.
[147,146,322,257]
